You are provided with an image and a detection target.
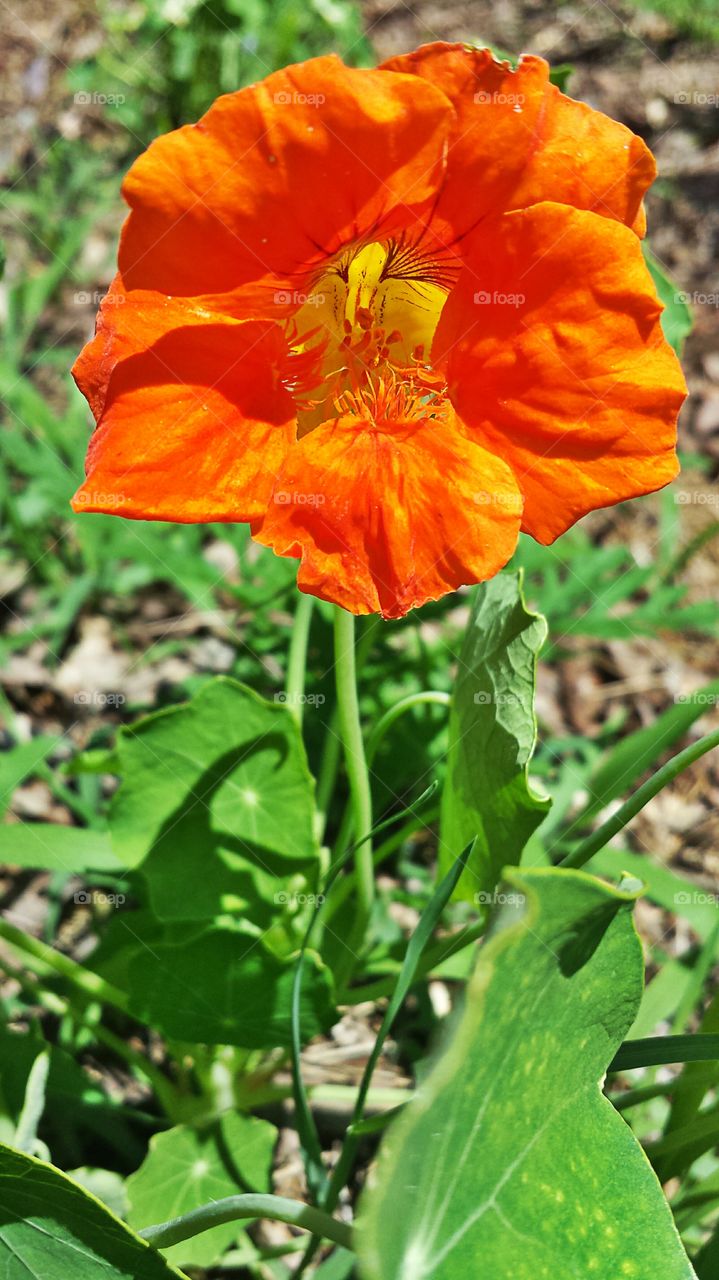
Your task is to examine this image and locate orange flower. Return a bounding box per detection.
[72,43,686,618]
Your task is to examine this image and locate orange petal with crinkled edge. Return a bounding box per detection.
[381,43,654,239]
[253,408,523,618]
[72,292,297,522]
[433,201,687,544]
[118,56,454,302]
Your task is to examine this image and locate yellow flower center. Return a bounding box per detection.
[289,238,457,433]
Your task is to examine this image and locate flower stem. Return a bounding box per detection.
[286,593,314,725]
[139,1193,353,1252]
[332,606,374,966]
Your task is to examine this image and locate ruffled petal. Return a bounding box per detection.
[433,202,687,543]
[72,291,297,522]
[254,408,522,617]
[118,56,454,301]
[381,43,654,239]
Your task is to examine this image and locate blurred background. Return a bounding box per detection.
[1,1,719,1256]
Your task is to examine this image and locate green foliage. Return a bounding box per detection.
[627,0,719,42]
[644,245,693,355]
[68,0,372,136]
[358,869,696,1280]
[126,1112,276,1266]
[440,573,549,901]
[0,1143,184,1279]
[109,676,319,880]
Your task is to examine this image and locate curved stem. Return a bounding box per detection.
[366,691,450,765]
[139,1193,353,1252]
[286,593,314,725]
[0,915,129,1014]
[333,607,374,966]
[560,725,719,870]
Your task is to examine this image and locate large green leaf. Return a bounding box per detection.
[440,573,549,901]
[126,1111,276,1267]
[122,919,334,1048]
[109,677,319,919]
[0,1143,183,1279]
[358,867,696,1280]
[0,823,120,872]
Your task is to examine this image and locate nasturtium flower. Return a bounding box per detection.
[72,43,686,618]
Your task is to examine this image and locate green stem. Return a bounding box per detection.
[333,607,373,970]
[559,726,719,870]
[139,1193,353,1252]
[315,709,341,841]
[316,620,377,844]
[325,803,440,923]
[339,917,483,1005]
[0,915,129,1014]
[366,691,450,764]
[14,1050,50,1154]
[286,593,314,726]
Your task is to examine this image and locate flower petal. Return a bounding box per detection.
[118,56,454,301]
[254,410,522,617]
[72,292,296,522]
[381,43,654,239]
[433,201,687,543]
